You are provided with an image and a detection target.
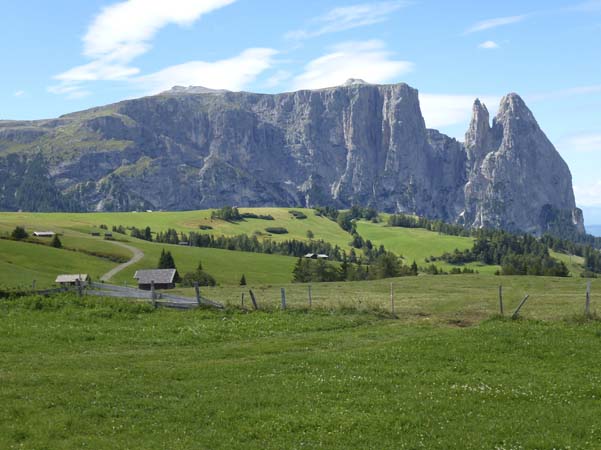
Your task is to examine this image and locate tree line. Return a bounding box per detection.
[433,230,570,277]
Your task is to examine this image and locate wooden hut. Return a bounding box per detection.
[133,269,178,290]
[55,274,90,286]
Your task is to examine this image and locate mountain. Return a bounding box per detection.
[0,80,584,235]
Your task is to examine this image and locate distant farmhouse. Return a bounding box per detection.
[33,231,55,237]
[55,274,89,286]
[304,253,329,260]
[134,269,178,290]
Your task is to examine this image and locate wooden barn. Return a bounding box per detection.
[133,269,178,290]
[55,274,90,286]
[304,253,329,260]
[33,231,55,238]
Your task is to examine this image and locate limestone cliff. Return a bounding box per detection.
[0,82,584,235]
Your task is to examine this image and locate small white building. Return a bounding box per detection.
[33,231,55,237]
[55,274,90,286]
[304,253,329,260]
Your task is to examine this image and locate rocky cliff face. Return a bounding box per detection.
[464,93,584,234]
[0,81,584,235]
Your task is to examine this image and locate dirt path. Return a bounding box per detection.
[100,241,144,282]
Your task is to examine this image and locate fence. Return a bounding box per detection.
[187,277,599,321]
[86,282,223,309]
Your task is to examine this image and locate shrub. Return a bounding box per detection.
[211,206,242,222]
[199,225,213,230]
[181,262,216,287]
[51,235,62,248]
[265,227,288,234]
[11,226,28,240]
[181,271,216,287]
[289,210,307,219]
[241,213,274,220]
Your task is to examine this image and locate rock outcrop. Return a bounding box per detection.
[464,93,583,234]
[0,81,584,235]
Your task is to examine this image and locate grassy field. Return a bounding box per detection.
[0,208,353,248]
[108,240,299,286]
[179,274,598,322]
[356,220,501,274]
[1,294,600,449]
[0,239,117,289]
[0,209,584,290]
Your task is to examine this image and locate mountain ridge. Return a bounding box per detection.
[0,80,584,236]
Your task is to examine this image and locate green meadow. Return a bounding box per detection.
[1,294,600,449]
[0,209,598,449]
[0,208,585,292]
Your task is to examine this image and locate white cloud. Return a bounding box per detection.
[136,48,278,94]
[291,40,413,90]
[50,0,236,96]
[263,70,293,89]
[83,0,236,60]
[478,40,499,49]
[559,133,601,153]
[419,94,500,129]
[465,15,526,33]
[574,181,601,206]
[47,84,92,100]
[528,84,601,102]
[286,1,409,40]
[14,90,25,97]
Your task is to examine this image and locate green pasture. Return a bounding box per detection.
[1,295,600,449]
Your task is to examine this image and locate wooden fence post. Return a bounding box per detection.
[586,280,591,316]
[241,292,245,307]
[194,282,201,307]
[499,285,504,316]
[308,285,312,308]
[511,294,530,319]
[76,279,83,297]
[249,289,258,310]
[151,280,156,308]
[390,282,394,315]
[281,287,287,310]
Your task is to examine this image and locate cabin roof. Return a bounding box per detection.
[133,269,177,284]
[55,274,89,283]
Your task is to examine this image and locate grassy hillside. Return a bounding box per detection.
[0,239,116,289]
[356,220,500,274]
[0,208,353,248]
[1,295,600,449]
[0,208,585,289]
[108,240,299,286]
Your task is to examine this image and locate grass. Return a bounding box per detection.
[0,239,116,289]
[108,239,299,286]
[356,220,501,274]
[1,294,601,449]
[0,208,353,248]
[551,250,585,277]
[178,274,598,322]
[0,210,584,289]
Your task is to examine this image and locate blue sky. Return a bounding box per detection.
[2,0,601,220]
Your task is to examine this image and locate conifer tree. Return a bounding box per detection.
[51,234,62,248]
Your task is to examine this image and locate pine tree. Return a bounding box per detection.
[239,274,247,286]
[144,226,152,241]
[51,234,62,248]
[410,260,418,276]
[11,226,28,240]
[158,249,176,270]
